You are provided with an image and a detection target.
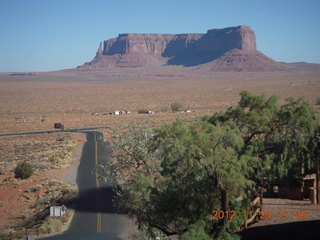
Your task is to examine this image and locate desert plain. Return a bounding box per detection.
[1,67,320,133]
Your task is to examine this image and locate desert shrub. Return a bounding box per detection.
[12,180,21,186]
[50,189,61,199]
[0,228,15,234]
[14,161,34,179]
[57,136,65,142]
[29,185,41,192]
[131,228,170,240]
[170,102,184,112]
[316,98,320,105]
[35,163,48,170]
[60,210,71,224]
[58,151,67,159]
[23,193,31,200]
[49,152,69,168]
[47,181,60,187]
[36,196,52,206]
[0,202,5,207]
[64,146,75,152]
[0,168,4,175]
[39,217,63,234]
[160,106,170,113]
[49,155,60,164]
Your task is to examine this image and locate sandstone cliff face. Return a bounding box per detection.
[101,26,255,58]
[81,25,292,71]
[103,34,176,55]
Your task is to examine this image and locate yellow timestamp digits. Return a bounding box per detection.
[211,210,308,220]
[211,210,236,220]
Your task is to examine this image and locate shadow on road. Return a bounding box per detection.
[73,186,125,214]
[240,220,320,240]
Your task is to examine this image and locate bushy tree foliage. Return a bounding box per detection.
[104,121,251,239]
[14,161,34,179]
[206,91,319,188]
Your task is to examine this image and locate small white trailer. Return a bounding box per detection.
[50,205,67,217]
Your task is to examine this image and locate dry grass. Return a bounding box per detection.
[0,131,81,233]
[0,171,77,233]
[0,133,76,172]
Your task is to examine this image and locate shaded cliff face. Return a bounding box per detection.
[165,26,257,66]
[80,25,293,71]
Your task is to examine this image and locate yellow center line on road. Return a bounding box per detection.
[94,132,102,233]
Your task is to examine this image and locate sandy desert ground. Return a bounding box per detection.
[0,69,319,134]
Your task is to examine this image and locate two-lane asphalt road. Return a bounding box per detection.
[40,131,134,240]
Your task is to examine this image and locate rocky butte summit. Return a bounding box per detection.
[77,25,294,72]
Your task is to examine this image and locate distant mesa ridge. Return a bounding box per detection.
[79,25,293,71]
[104,26,255,56]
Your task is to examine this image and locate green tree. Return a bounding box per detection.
[103,121,252,239]
[206,91,319,191]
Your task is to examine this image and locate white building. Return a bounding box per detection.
[50,205,67,217]
[112,111,120,115]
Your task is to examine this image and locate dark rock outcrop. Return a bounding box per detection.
[80,25,293,71]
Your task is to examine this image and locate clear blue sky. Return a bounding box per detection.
[0,0,319,72]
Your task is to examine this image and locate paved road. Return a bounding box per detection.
[40,131,133,240]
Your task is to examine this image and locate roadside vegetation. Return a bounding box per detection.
[14,161,34,179]
[0,180,77,237]
[0,133,76,173]
[101,91,320,239]
[0,132,79,235]
[38,210,72,235]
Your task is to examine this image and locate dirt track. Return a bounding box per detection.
[240,198,320,240]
